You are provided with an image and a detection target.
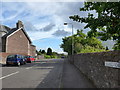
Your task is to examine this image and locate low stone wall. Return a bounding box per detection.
[0,52,10,64]
[36,55,44,60]
[68,50,120,88]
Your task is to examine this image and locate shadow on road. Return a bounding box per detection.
[35,60,64,88]
[34,59,95,89]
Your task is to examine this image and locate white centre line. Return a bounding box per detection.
[0,71,19,80]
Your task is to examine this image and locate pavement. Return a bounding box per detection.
[61,59,95,88]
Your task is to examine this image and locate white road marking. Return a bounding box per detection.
[0,71,19,80]
[33,66,54,69]
[26,67,33,69]
[40,62,46,64]
[25,65,37,70]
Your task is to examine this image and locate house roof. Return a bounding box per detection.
[0,25,11,32]
[2,27,32,43]
[31,44,36,47]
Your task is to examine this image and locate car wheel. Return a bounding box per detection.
[6,62,9,66]
[24,62,26,64]
[17,62,20,66]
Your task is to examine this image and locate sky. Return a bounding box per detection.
[0,0,115,54]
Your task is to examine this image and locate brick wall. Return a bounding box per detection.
[68,50,120,88]
[30,45,36,56]
[6,29,29,55]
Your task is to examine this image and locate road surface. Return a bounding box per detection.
[1,59,95,89]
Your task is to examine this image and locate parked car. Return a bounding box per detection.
[61,56,65,58]
[25,56,35,63]
[6,54,26,66]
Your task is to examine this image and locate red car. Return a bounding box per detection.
[25,56,35,63]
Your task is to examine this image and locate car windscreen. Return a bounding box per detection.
[7,55,16,58]
[30,56,33,58]
[25,56,30,58]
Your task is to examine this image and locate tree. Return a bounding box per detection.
[60,36,72,55]
[60,29,104,55]
[41,50,46,54]
[106,46,109,50]
[36,50,41,55]
[86,37,104,49]
[39,49,42,53]
[69,2,120,50]
[36,50,38,53]
[47,48,52,55]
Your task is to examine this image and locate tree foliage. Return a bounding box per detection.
[36,48,66,59]
[47,48,52,55]
[36,50,41,55]
[41,50,46,54]
[60,30,105,55]
[69,2,120,50]
[39,49,42,53]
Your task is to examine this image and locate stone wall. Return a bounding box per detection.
[30,45,36,56]
[37,55,44,60]
[68,50,120,88]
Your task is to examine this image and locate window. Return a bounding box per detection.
[7,55,16,58]
[17,55,21,58]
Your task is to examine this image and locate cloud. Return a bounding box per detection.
[2,0,85,2]
[1,2,86,40]
[0,2,103,53]
[27,31,54,41]
[52,30,71,37]
[1,2,25,22]
[102,40,116,50]
[40,23,56,32]
[24,21,39,31]
[1,2,84,28]
[1,2,90,31]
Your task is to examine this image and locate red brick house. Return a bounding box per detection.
[0,20,36,63]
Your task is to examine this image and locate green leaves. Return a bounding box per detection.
[47,48,52,55]
[60,30,104,55]
[70,2,120,50]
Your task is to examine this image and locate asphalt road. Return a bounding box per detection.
[1,58,95,89]
[1,59,64,88]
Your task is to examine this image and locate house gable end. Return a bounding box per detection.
[1,27,32,52]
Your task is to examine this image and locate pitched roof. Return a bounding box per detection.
[2,27,32,43]
[31,44,36,47]
[0,25,11,32]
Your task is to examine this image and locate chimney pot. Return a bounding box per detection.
[16,20,23,29]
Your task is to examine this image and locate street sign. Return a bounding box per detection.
[105,61,120,69]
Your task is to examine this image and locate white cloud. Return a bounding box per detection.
[102,40,116,50]
[1,2,90,40]
[42,23,56,32]
[2,0,85,2]
[27,31,54,41]
[1,2,97,53]
[52,30,71,37]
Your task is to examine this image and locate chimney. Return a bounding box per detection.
[16,20,24,29]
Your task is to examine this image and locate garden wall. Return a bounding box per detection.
[68,50,120,88]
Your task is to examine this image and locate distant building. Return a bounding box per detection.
[0,20,36,63]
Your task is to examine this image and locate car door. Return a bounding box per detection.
[17,55,22,64]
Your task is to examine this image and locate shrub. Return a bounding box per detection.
[44,55,51,59]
